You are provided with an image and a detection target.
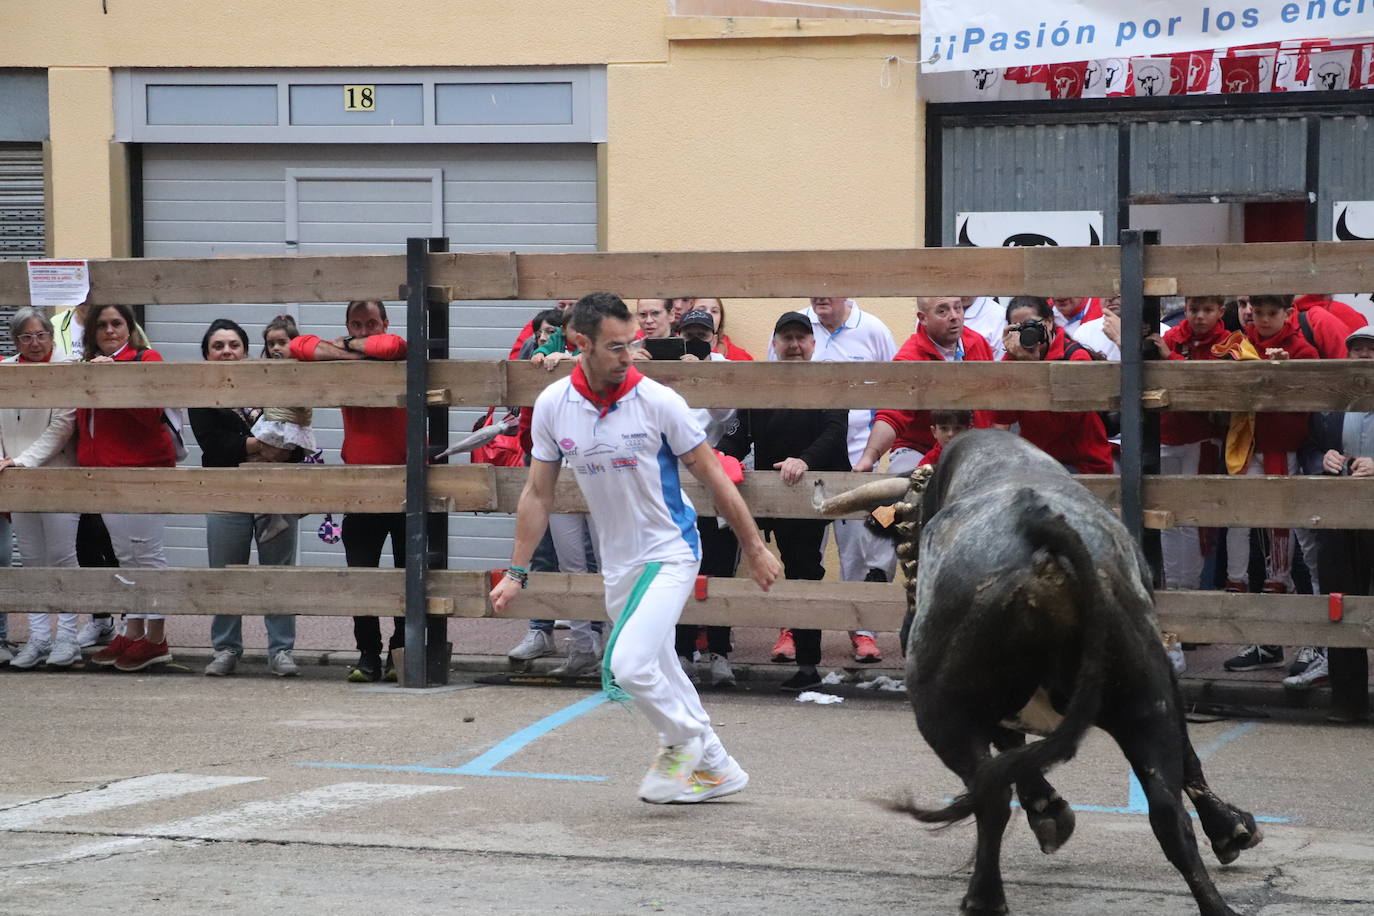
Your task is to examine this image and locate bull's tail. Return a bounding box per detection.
[898,493,1110,827]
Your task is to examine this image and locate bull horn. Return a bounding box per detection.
[813,476,910,517]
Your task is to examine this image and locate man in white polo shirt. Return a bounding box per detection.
[770,296,896,663]
[490,292,781,805]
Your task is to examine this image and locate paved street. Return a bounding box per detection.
[3,666,1373,915]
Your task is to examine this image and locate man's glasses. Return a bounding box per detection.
[603,339,645,355]
[16,332,52,344]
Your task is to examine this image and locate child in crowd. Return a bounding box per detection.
[252,315,317,457]
[1156,296,1229,592]
[1219,294,1318,673]
[917,410,973,468]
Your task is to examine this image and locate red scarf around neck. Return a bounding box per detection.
[570,362,644,418]
[17,351,54,363]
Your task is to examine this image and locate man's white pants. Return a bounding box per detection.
[603,559,728,766]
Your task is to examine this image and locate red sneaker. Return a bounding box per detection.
[90,634,135,666]
[113,638,173,672]
[770,629,795,663]
[1224,579,1247,594]
[1261,581,1289,595]
[852,633,883,664]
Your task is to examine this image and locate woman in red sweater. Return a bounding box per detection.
[79,304,179,673]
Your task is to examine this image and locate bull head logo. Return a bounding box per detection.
[1227,77,1253,93]
[1104,65,1120,88]
[1135,64,1165,96]
[1188,56,1207,87]
[1054,73,1076,96]
[1315,63,1346,91]
[973,68,996,90]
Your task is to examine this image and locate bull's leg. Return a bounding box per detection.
[1104,719,1239,916]
[993,729,1075,854]
[915,711,1012,916]
[1182,736,1263,864]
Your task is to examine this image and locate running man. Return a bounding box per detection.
[490,292,781,804]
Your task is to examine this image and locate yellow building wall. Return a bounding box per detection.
[608,36,923,359]
[15,1,924,341]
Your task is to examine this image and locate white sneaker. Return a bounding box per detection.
[550,650,600,678]
[76,618,116,648]
[672,757,750,804]
[46,638,82,668]
[706,652,736,687]
[553,619,571,629]
[638,735,705,804]
[508,629,556,661]
[268,650,300,677]
[10,639,51,670]
[1283,650,1329,690]
[0,641,13,665]
[204,649,239,677]
[678,654,699,684]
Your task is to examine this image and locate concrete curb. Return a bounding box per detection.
[157,644,1342,714]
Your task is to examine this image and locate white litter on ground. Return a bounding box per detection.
[796,691,844,705]
[820,670,845,685]
[855,675,907,692]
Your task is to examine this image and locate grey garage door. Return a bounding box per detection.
[140,142,597,569]
[0,144,46,353]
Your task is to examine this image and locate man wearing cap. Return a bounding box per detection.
[719,312,851,692]
[1298,325,1374,722]
[491,292,781,803]
[768,297,897,664]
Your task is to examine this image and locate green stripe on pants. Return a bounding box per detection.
[601,562,663,699]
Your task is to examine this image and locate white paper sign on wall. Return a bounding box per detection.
[1333,201,1374,324]
[955,210,1104,248]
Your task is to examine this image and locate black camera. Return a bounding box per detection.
[1009,318,1049,350]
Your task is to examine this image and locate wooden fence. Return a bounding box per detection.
[2,239,1372,685]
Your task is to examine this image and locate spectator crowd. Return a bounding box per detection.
[0,290,1370,723]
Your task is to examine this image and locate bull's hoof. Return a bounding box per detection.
[1027,796,1075,854]
[1211,816,1264,865]
[960,895,1009,915]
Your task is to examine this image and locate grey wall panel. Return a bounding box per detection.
[1129,117,1306,199]
[436,82,573,125]
[288,84,424,126]
[141,142,596,570]
[941,123,1118,246]
[1318,116,1374,241]
[146,85,278,126]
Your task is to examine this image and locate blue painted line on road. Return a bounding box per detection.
[297,692,611,782]
[1194,722,1259,761]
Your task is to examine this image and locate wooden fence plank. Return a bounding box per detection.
[7,360,1374,412]
[2,467,1370,528]
[4,567,1371,648]
[0,361,405,409]
[5,243,1374,307]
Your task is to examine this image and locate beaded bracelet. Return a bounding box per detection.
[505,566,529,589]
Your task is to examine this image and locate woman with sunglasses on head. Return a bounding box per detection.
[78,304,179,672]
[0,308,82,668]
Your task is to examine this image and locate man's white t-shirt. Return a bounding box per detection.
[531,375,706,577]
[964,297,1007,360]
[769,300,897,464]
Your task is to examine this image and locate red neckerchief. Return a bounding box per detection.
[17,351,54,363]
[1164,321,1228,358]
[1064,298,1103,327]
[570,362,644,418]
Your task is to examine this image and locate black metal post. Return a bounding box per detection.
[403,237,432,688]
[424,237,452,686]
[1118,229,1163,587]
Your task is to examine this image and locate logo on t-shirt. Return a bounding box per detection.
[620,432,651,452]
[611,457,639,471]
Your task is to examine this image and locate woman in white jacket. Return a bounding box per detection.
[1,307,82,668]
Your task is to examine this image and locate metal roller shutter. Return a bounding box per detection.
[0,144,46,353]
[140,142,597,568]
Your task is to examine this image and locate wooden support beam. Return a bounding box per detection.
[1,467,1369,529]
[1145,361,1374,412]
[3,243,1372,307]
[3,568,1370,649]
[0,361,405,409]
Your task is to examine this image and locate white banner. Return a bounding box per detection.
[955,211,1103,248]
[1334,201,1374,324]
[920,0,1374,72]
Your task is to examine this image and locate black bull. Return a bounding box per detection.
[816,430,1262,916]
